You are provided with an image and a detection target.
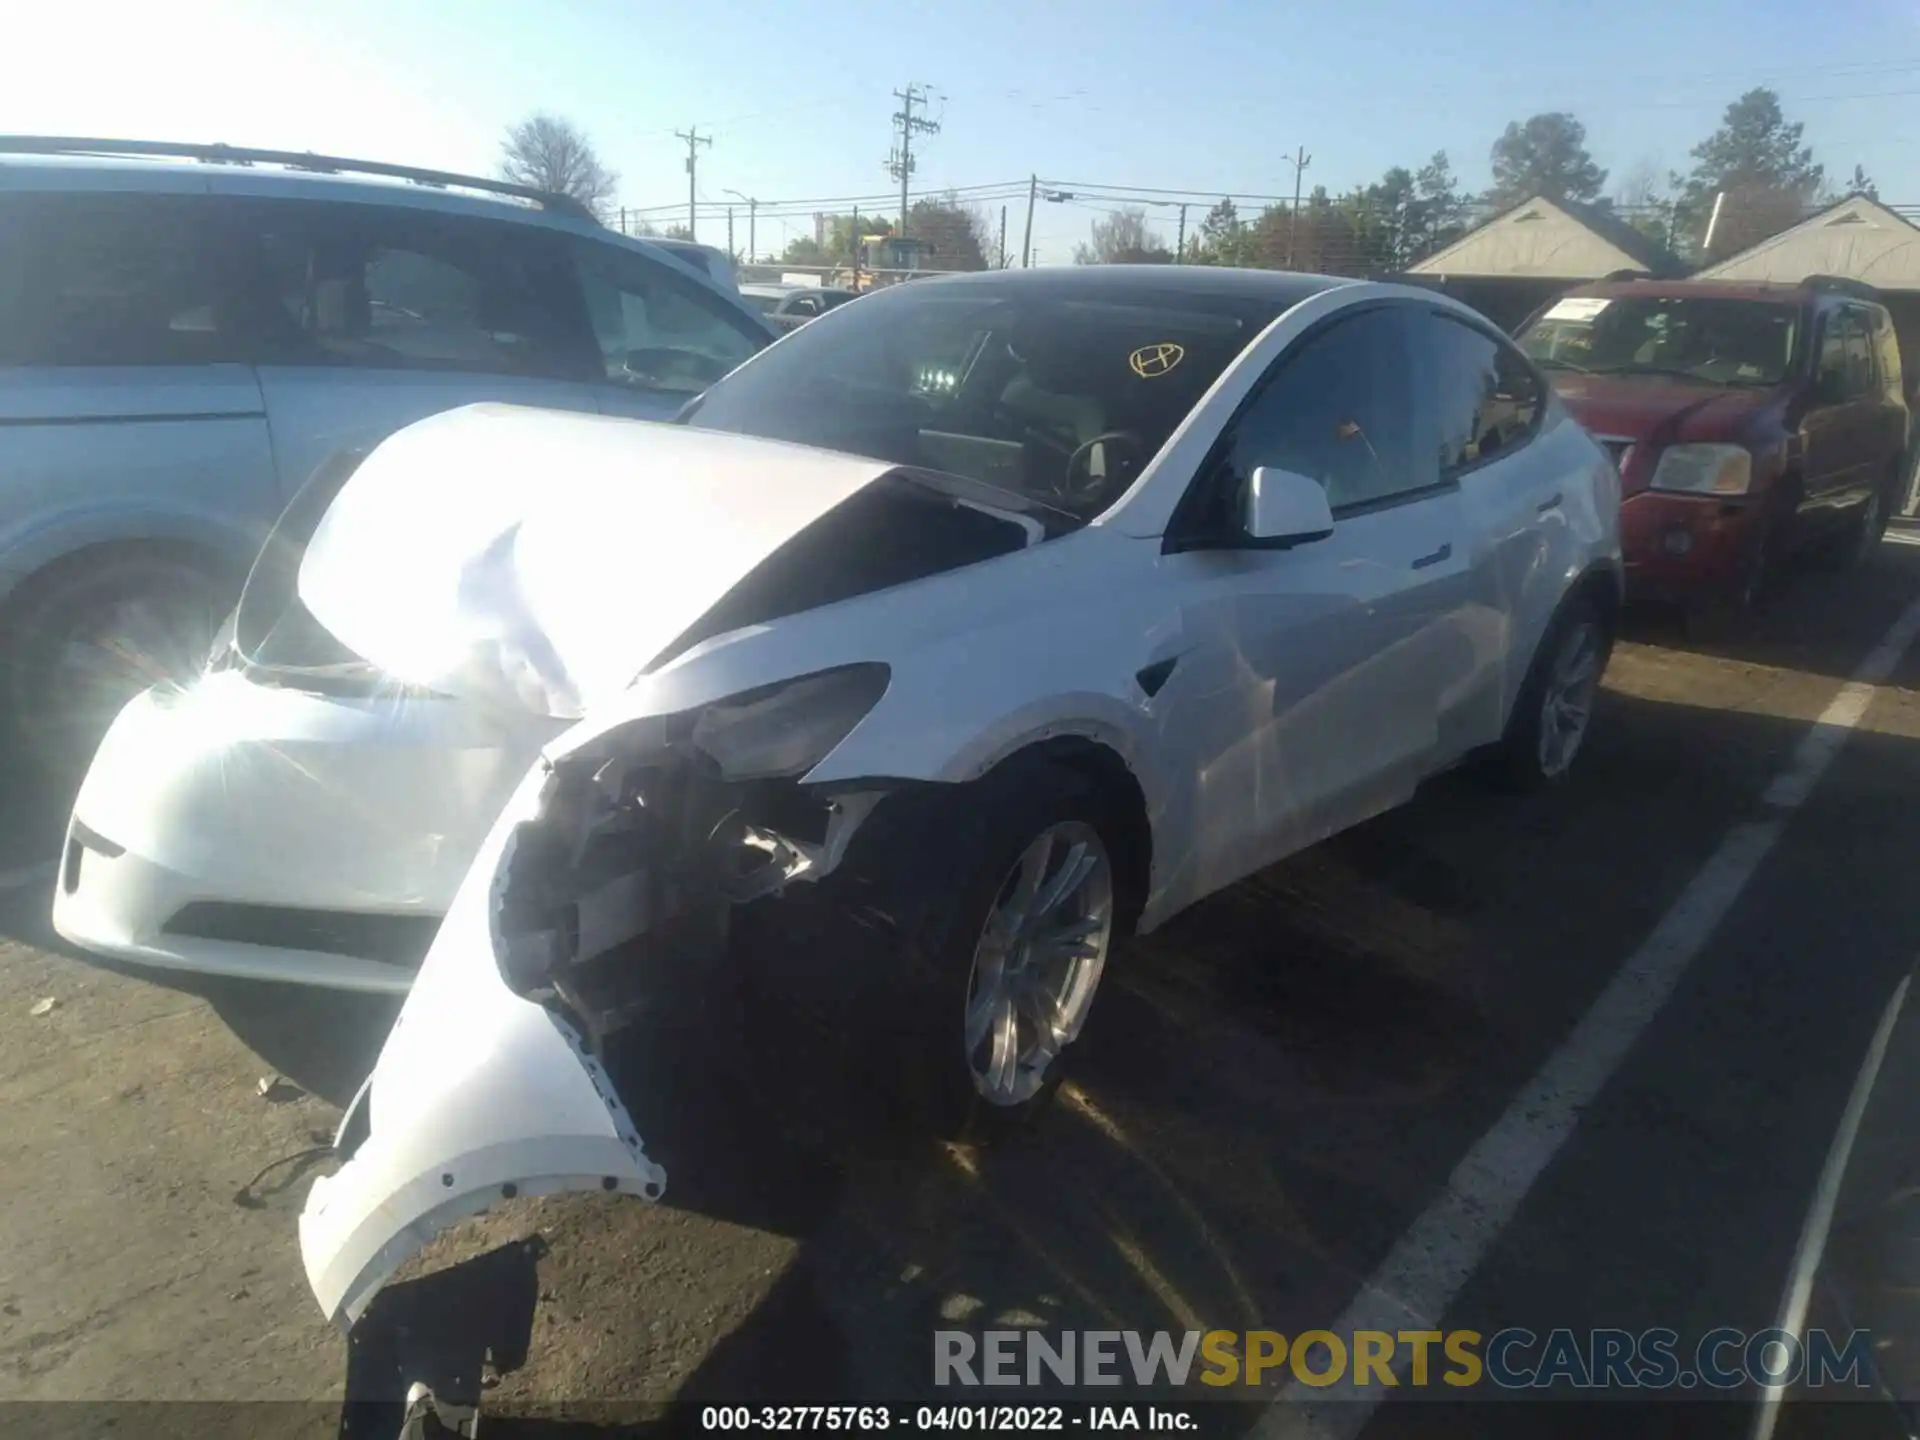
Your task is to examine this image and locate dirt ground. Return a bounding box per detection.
[6,537,1920,1433]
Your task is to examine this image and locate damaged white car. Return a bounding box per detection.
[73,265,1625,1329]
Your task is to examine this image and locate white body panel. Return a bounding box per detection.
[52,672,563,991]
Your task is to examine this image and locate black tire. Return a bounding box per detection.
[1482,591,1614,793]
[2,549,235,774]
[1684,511,1780,642]
[823,757,1134,1142]
[1820,462,1898,573]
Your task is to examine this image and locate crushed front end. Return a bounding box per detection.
[297,667,892,1329]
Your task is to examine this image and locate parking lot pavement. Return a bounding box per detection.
[3,540,1919,1428]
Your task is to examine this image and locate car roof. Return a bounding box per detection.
[911,265,1352,305]
[0,149,606,235]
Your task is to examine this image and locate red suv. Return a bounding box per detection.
[1517,277,1908,628]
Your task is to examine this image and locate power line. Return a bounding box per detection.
[621,177,1027,216]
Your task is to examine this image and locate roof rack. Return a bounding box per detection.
[1803,273,1882,301]
[0,136,599,223]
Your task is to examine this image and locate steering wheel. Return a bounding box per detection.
[617,347,730,388]
[1054,431,1145,508]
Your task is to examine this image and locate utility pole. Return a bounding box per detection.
[1284,145,1312,269]
[1175,202,1188,264]
[725,190,759,261]
[675,127,712,240]
[998,205,1008,268]
[727,206,735,260]
[1021,173,1037,268]
[887,84,940,241]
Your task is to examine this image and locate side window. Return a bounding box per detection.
[1842,308,1877,398]
[257,206,590,380]
[1815,311,1850,399]
[0,193,273,367]
[1200,305,1430,525]
[571,238,765,396]
[1426,313,1542,473]
[1871,308,1905,401]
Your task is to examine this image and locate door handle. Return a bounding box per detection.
[1537,492,1563,513]
[1410,542,1452,570]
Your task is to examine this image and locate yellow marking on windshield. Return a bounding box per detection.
[1130,342,1185,378]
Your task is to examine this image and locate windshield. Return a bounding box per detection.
[741,292,784,314]
[1520,294,1799,387]
[681,280,1283,524]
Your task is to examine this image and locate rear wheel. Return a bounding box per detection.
[3,551,232,773]
[1483,593,1612,792]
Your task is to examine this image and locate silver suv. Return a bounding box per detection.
[0,137,775,762]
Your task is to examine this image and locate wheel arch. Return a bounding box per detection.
[0,534,244,627]
[983,734,1153,934]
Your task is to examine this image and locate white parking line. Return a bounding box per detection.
[0,860,57,895]
[1259,591,1920,1440]
[1749,968,1911,1440]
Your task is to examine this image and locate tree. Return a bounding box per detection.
[1074,207,1173,264]
[1487,113,1607,208]
[1412,152,1470,260]
[1676,88,1823,258]
[1195,198,1259,266]
[1681,88,1823,208]
[907,193,994,271]
[498,113,620,222]
[1613,157,1674,246]
[662,223,695,241]
[781,213,894,267]
[1845,163,1878,200]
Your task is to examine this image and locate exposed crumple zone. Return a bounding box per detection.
[490,731,884,1039]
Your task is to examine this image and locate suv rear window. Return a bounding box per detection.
[1519,294,1799,388]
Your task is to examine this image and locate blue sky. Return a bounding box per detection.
[6,0,1917,262]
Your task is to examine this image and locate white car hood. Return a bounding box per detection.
[298,403,896,718]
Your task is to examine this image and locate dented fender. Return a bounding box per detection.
[298,760,667,1331]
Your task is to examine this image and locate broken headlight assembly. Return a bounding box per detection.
[491,665,890,1037]
[688,663,890,779]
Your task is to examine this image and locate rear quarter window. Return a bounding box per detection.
[0,192,267,366]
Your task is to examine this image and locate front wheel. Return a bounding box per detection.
[1823,468,1895,573]
[865,761,1128,1140]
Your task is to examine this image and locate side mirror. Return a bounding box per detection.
[1242,466,1335,547]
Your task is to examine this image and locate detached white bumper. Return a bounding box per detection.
[298,759,666,1330]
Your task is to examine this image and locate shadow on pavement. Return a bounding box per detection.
[1631,529,1920,681]
[621,680,1920,1413]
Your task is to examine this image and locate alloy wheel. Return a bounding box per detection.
[962,820,1115,1106]
[1537,621,1605,779]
